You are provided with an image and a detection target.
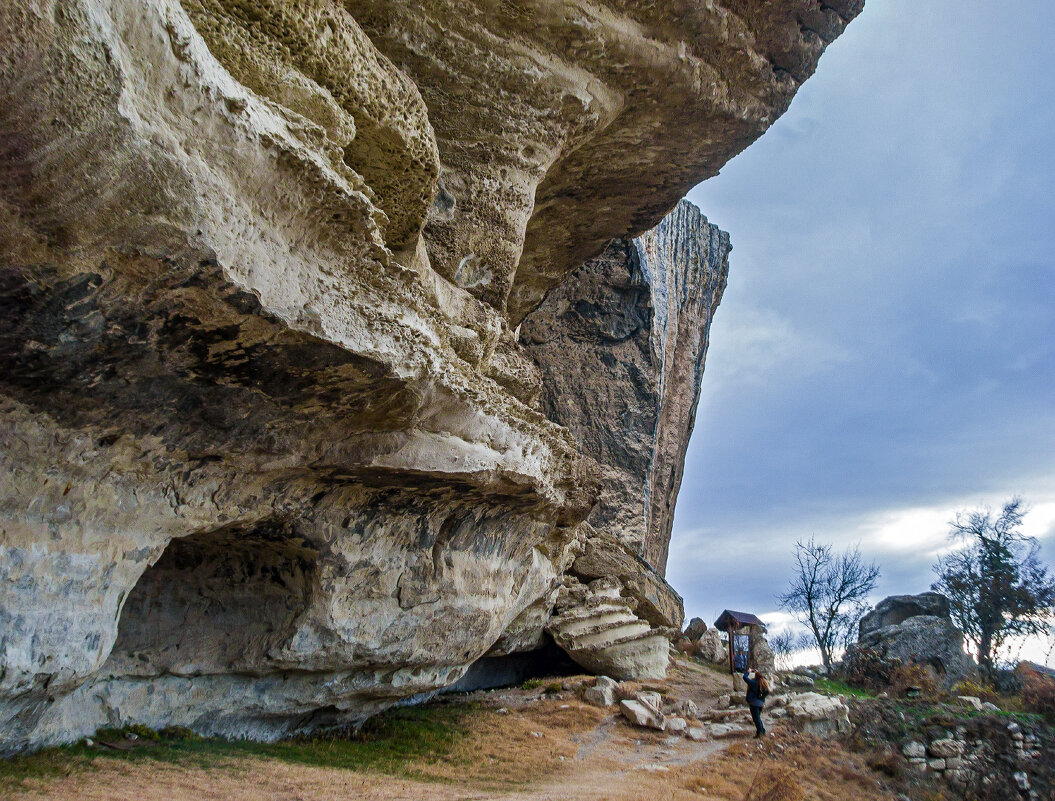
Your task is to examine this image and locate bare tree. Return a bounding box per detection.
[768,629,812,672]
[778,538,880,672]
[932,498,1055,676]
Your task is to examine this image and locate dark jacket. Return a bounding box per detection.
[743,672,766,708]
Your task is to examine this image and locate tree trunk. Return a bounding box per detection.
[978,629,993,677]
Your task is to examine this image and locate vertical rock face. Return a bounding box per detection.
[522,201,730,573]
[0,0,861,753]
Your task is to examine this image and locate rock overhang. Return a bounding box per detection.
[0,0,863,752]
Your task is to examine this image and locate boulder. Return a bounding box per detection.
[565,527,685,630]
[684,617,708,642]
[859,593,951,638]
[696,629,728,664]
[709,723,753,739]
[902,741,927,759]
[783,692,851,737]
[854,603,976,689]
[619,700,666,731]
[749,631,776,676]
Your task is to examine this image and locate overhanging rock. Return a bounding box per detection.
[0,0,862,753]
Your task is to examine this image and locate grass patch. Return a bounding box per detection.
[0,747,96,790]
[0,702,476,792]
[814,677,875,699]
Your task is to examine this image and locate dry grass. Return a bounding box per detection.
[3,660,918,801]
[673,734,899,801]
[410,700,606,789]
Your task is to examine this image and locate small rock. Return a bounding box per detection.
[125,732,139,741]
[619,699,666,731]
[709,723,751,739]
[637,691,663,714]
[669,698,699,718]
[666,716,687,734]
[83,738,94,747]
[686,727,707,741]
[594,675,619,692]
[980,701,999,712]
[530,731,543,738]
[902,741,926,759]
[957,695,983,711]
[1013,771,1030,791]
[928,739,964,758]
[496,707,508,714]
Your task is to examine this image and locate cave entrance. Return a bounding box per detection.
[445,636,581,694]
[105,519,319,678]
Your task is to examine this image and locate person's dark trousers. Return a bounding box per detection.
[750,704,765,736]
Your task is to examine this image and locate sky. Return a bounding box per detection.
[670,0,1055,665]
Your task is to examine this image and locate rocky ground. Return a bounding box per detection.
[2,659,903,801]
[8,655,1049,800]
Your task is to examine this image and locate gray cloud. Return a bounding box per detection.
[671,0,1055,645]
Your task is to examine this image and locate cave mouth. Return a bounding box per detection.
[445,636,581,694]
[105,519,319,679]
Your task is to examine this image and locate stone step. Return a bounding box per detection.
[564,620,653,651]
[567,628,667,656]
[554,609,637,636]
[552,601,629,622]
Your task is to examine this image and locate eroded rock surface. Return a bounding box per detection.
[0,0,860,753]
[522,201,729,571]
[547,577,671,681]
[849,592,977,689]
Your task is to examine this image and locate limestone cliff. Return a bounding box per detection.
[0,0,861,753]
[522,200,729,573]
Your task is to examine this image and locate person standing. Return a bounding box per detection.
[743,667,770,738]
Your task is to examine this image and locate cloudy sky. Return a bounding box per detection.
[670,0,1055,663]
